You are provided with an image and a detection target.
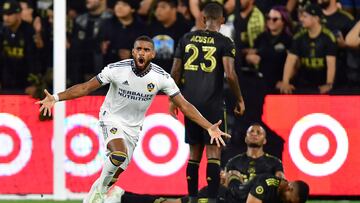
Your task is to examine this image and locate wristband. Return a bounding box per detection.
[53,94,60,102]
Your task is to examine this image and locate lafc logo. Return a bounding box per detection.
[110,127,117,134]
[255,186,264,194]
[147,83,155,92]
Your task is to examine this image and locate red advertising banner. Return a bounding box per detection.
[0,96,53,194]
[0,95,208,195]
[2,95,360,196]
[262,95,360,195]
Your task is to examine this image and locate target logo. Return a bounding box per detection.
[63,113,105,177]
[133,113,188,176]
[289,113,348,176]
[0,113,32,176]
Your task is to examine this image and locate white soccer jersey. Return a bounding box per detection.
[96,59,180,133]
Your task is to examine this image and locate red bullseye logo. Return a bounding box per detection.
[64,114,105,177]
[289,113,348,176]
[133,113,188,176]
[0,113,32,176]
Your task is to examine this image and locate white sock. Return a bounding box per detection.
[98,157,119,193]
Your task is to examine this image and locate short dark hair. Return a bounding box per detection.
[116,0,140,10]
[295,180,310,203]
[202,2,223,20]
[156,0,178,8]
[247,123,266,136]
[134,35,154,47]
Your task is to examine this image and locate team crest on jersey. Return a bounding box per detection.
[255,186,264,194]
[147,83,155,92]
[110,127,117,134]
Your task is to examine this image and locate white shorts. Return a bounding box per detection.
[100,121,139,170]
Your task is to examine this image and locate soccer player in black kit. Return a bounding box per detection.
[224,174,309,203]
[225,124,284,183]
[170,3,245,203]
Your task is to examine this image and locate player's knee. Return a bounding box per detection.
[109,151,127,166]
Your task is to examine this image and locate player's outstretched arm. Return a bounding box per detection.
[35,77,102,116]
[171,93,231,147]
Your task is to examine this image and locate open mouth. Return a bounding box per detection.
[138,58,145,65]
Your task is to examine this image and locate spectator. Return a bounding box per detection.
[149,0,192,73]
[0,0,43,93]
[68,0,112,85]
[231,0,265,70]
[246,6,293,90]
[277,4,337,94]
[100,0,147,65]
[19,0,34,23]
[318,0,355,87]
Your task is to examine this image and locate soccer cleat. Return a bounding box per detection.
[104,186,125,203]
[84,179,105,203]
[88,187,105,203]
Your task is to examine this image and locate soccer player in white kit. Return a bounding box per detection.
[36,36,231,203]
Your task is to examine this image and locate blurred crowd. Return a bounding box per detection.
[0,0,359,94]
[0,0,359,157]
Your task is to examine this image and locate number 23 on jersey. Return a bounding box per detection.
[184,43,217,73]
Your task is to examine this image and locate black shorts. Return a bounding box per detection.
[185,103,226,145]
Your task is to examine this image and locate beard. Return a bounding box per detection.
[319,1,330,9]
[247,143,262,148]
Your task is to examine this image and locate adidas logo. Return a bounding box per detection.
[122,80,129,85]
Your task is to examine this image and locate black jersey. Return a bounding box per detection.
[225,153,283,183]
[174,29,235,107]
[254,31,292,88]
[324,9,355,36]
[100,16,147,65]
[0,21,38,90]
[150,14,192,74]
[290,27,337,86]
[227,174,282,203]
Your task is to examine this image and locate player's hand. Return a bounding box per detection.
[168,101,179,119]
[276,81,295,94]
[224,170,243,187]
[35,89,56,117]
[208,120,231,147]
[234,99,245,117]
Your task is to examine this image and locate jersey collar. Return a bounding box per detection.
[131,60,152,77]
